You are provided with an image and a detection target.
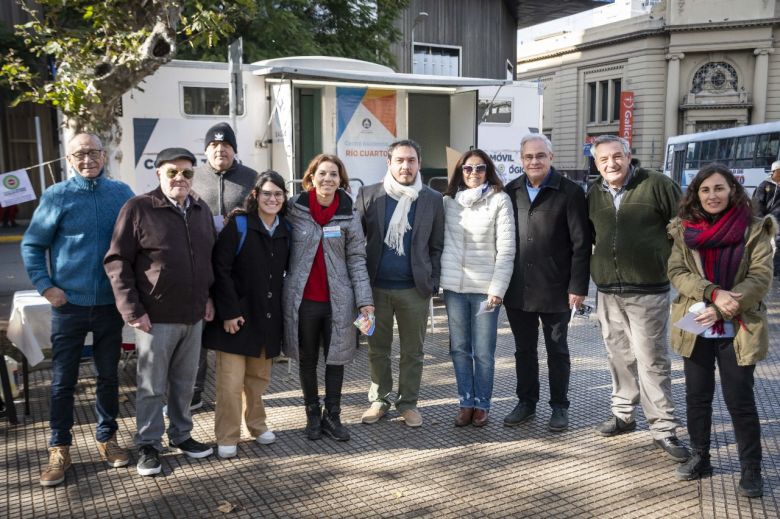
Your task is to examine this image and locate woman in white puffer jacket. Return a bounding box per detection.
[441,149,516,428]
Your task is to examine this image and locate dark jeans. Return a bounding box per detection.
[506,308,571,409]
[298,300,343,409]
[684,336,762,466]
[49,303,124,446]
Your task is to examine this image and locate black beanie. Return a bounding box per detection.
[204,122,237,153]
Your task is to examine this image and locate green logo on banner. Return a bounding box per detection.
[3,175,20,190]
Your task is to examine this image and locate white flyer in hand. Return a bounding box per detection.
[476,300,498,316]
[673,301,709,335]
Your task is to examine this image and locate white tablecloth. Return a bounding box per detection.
[6,290,134,367]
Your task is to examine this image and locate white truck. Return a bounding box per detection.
[109,56,540,193]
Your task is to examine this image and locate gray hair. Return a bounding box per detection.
[520,134,553,155]
[590,135,630,158]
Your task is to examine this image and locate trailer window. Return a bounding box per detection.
[182,85,244,116]
[478,98,512,124]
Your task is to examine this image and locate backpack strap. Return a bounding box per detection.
[235,214,248,255]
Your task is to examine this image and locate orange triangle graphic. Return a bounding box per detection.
[363,89,397,136]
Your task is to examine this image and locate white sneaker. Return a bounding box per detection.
[217,445,237,458]
[256,430,276,445]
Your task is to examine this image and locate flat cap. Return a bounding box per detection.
[155,147,197,168]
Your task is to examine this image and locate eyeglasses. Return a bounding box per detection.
[162,168,195,179]
[522,153,549,162]
[259,190,285,200]
[462,164,487,174]
[70,150,103,161]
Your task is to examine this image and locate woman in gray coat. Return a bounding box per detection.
[283,154,373,442]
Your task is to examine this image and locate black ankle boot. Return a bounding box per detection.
[304,404,322,440]
[321,406,350,441]
[675,449,712,481]
[738,464,763,498]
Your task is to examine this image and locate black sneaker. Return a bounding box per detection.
[137,445,161,476]
[503,402,535,427]
[675,450,712,481]
[654,436,690,462]
[548,408,569,432]
[170,438,213,459]
[190,394,204,411]
[595,415,636,437]
[738,465,763,498]
[321,407,350,441]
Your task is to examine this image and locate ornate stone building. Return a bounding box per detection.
[517,0,780,176]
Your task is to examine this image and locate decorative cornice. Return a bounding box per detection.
[519,18,780,65]
[679,102,753,110]
[583,64,625,76]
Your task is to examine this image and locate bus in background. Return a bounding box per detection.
[663,121,780,195]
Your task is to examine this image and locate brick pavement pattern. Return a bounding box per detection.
[1,283,778,518]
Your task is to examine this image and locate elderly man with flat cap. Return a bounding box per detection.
[105,147,217,476]
[190,122,259,410]
[752,160,780,277]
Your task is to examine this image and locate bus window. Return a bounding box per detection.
[665,144,674,171]
[685,142,699,169]
[755,132,780,169]
[733,135,757,168]
[700,140,717,162]
[716,138,735,166]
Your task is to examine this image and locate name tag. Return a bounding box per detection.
[323,225,342,238]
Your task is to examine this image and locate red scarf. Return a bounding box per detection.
[303,189,340,302]
[682,202,750,333]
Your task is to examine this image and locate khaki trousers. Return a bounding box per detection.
[214,350,273,446]
[597,291,679,439]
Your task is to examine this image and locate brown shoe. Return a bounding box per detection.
[40,446,72,487]
[400,408,423,427]
[454,407,474,427]
[97,433,130,467]
[472,409,489,427]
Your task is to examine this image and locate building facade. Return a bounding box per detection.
[517,0,780,177]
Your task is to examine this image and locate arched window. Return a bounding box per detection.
[691,62,739,94]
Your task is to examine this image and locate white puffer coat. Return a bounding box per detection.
[440,189,516,297]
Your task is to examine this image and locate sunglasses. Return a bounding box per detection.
[162,168,195,179]
[462,164,487,174]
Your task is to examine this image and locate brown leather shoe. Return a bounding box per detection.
[472,409,489,427]
[454,407,474,427]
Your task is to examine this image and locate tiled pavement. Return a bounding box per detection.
[1,282,779,518]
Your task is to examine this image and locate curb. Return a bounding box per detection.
[0,235,22,243]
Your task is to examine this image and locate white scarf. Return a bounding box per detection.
[455,183,489,208]
[383,169,422,256]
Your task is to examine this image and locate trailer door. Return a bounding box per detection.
[450,89,477,152]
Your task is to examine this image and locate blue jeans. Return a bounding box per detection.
[443,291,499,410]
[49,303,124,446]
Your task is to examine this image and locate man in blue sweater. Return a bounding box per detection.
[22,133,134,487]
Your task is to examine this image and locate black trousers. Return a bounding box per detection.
[684,336,761,467]
[298,299,344,409]
[506,308,571,409]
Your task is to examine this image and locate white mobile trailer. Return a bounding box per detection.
[110,57,540,193]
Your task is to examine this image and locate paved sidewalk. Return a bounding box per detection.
[1,282,778,518]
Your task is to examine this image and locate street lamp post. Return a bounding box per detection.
[410,11,428,73]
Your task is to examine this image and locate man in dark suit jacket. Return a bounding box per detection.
[355,139,444,428]
[502,134,591,432]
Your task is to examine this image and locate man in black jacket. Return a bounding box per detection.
[752,160,780,277]
[502,134,591,432]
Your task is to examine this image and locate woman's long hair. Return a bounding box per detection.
[301,154,350,192]
[227,170,288,222]
[677,163,751,222]
[444,149,503,198]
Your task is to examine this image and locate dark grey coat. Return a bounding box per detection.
[355,183,445,298]
[282,190,373,365]
[503,168,591,313]
[193,160,258,217]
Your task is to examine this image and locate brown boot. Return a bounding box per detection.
[97,433,130,467]
[454,408,474,427]
[40,446,72,487]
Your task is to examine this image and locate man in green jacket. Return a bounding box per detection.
[587,135,689,462]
